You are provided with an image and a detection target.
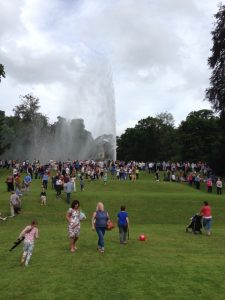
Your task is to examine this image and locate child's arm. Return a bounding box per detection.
[126,217,129,228]
[35,228,39,239]
[19,226,31,239]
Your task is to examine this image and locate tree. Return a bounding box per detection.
[206,4,225,115]
[0,111,10,154]
[178,110,220,163]
[0,64,5,82]
[117,115,177,161]
[206,4,225,174]
[13,94,40,121]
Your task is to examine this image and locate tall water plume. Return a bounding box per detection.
[2,49,116,162]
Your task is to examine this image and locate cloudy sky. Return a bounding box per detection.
[0,0,222,136]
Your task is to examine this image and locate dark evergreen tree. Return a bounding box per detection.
[0,64,5,82]
[206,4,225,175]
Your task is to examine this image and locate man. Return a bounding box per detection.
[64,178,74,204]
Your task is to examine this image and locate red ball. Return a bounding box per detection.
[139,234,146,241]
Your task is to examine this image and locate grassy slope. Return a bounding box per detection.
[0,169,225,300]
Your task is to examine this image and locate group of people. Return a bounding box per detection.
[66,200,129,254]
[1,158,221,268]
[16,201,129,267]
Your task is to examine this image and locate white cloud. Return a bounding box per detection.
[0,0,222,137]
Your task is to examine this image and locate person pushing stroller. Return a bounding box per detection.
[186,213,202,234]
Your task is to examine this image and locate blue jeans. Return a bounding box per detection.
[66,193,71,204]
[96,227,106,249]
[203,218,212,231]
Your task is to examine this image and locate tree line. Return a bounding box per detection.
[0,94,114,161]
[1,4,225,174]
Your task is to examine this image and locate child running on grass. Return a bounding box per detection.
[117,205,129,244]
[40,187,47,206]
[19,220,39,266]
[66,200,86,253]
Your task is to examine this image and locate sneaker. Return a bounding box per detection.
[20,257,25,265]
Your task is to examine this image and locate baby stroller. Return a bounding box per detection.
[186,214,202,234]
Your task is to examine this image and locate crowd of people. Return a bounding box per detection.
[1,158,222,266]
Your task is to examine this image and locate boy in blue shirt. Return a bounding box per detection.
[117,205,129,244]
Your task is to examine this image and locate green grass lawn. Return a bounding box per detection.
[0,170,225,300]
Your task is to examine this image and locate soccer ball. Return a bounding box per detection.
[139,234,146,241]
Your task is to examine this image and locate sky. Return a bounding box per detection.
[0,0,223,136]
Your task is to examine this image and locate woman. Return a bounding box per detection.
[66,200,86,252]
[200,201,212,236]
[92,202,109,253]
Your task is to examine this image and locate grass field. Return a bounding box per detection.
[0,169,225,300]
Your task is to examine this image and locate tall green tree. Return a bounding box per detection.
[178,110,220,164]
[13,94,40,121]
[0,64,5,82]
[117,115,177,161]
[206,4,225,174]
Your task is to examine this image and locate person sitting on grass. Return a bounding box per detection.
[19,220,39,267]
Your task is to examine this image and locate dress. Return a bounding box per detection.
[68,208,81,238]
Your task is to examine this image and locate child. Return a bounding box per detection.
[40,187,47,206]
[66,200,86,252]
[103,172,108,185]
[79,175,84,191]
[117,205,129,244]
[19,220,39,266]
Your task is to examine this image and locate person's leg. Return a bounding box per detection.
[206,219,212,235]
[73,236,79,250]
[66,193,70,204]
[25,243,34,266]
[123,226,128,243]
[21,241,29,264]
[96,227,105,250]
[70,237,75,252]
[10,205,15,217]
[119,226,124,244]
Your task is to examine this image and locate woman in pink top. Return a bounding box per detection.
[200,201,212,236]
[19,220,39,266]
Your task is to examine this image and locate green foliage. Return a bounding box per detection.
[178,109,220,163]
[206,4,225,114]
[117,114,178,161]
[206,4,225,175]
[0,64,5,82]
[0,111,10,155]
[13,94,41,121]
[1,170,225,299]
